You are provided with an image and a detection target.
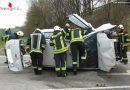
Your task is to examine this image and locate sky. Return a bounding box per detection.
[0,0,29,28]
[0,0,116,29]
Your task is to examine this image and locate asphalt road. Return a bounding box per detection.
[0,53,130,90]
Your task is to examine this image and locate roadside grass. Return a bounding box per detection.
[0,29,4,55]
[0,39,5,55]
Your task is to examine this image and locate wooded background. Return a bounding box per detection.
[22,0,130,35]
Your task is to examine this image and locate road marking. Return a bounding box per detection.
[99,70,130,76]
[0,56,6,57]
[36,86,130,90]
[0,65,8,67]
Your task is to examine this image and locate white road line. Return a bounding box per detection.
[0,56,6,57]
[0,66,8,67]
[36,86,130,90]
[100,70,130,76]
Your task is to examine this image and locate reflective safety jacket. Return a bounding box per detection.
[118,30,130,47]
[68,28,84,44]
[1,35,10,43]
[50,30,68,54]
[1,31,15,42]
[27,33,46,53]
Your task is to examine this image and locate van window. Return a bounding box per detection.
[44,32,53,39]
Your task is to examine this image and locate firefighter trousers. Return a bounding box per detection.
[121,46,128,63]
[4,48,8,63]
[70,41,86,72]
[54,52,67,76]
[30,52,43,74]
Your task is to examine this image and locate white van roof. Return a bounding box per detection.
[40,29,54,33]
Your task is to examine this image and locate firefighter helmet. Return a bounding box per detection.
[35,28,40,31]
[54,26,61,31]
[118,24,124,29]
[33,28,42,33]
[16,31,24,36]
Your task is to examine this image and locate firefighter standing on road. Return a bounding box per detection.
[1,28,15,64]
[26,28,46,75]
[117,24,130,64]
[50,26,68,77]
[64,23,86,75]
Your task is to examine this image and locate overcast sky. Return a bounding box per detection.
[0,0,29,28]
[0,0,116,29]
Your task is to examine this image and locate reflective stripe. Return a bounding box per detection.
[118,33,123,35]
[126,39,130,41]
[52,32,62,38]
[63,30,67,35]
[73,62,77,65]
[79,30,82,39]
[30,34,41,51]
[123,58,128,60]
[2,35,10,42]
[122,34,124,43]
[55,68,60,71]
[53,47,68,54]
[70,29,83,43]
[60,36,65,49]
[70,39,83,44]
[61,67,66,70]
[67,33,69,36]
[30,50,42,53]
[71,31,74,42]
[81,56,86,60]
[38,67,42,70]
[33,67,37,69]
[122,44,128,47]
[125,34,129,36]
[53,39,57,50]
[61,61,66,71]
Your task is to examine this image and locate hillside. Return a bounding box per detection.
[85,1,130,50]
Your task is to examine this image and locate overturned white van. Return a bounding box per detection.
[6,14,117,72]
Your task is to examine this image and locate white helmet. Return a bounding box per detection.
[35,28,40,31]
[54,26,61,31]
[33,28,42,33]
[16,31,24,36]
[118,24,124,29]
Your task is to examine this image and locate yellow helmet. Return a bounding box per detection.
[65,23,70,27]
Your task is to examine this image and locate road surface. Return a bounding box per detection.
[0,53,130,90]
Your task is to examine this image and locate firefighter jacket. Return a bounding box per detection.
[27,33,46,54]
[118,30,130,47]
[118,30,130,44]
[50,30,68,54]
[1,31,14,42]
[64,28,84,44]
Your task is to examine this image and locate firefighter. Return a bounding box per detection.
[117,24,130,64]
[15,31,26,55]
[15,31,24,39]
[26,28,46,75]
[64,23,70,39]
[50,26,68,77]
[1,28,15,64]
[64,23,86,75]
